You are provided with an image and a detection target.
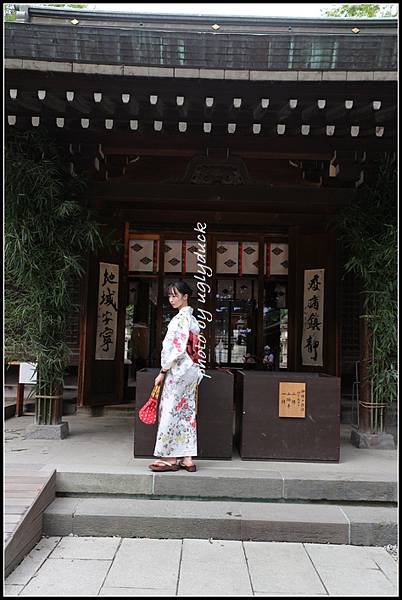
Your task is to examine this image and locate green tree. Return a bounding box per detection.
[4,4,16,21]
[4,3,88,21]
[338,155,397,433]
[5,129,104,427]
[321,4,398,17]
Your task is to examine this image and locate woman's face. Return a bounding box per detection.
[168,287,188,310]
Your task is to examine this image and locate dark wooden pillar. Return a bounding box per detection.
[77,221,126,407]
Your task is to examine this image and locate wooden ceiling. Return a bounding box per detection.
[6,70,397,189]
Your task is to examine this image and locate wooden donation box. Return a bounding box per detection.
[237,371,340,461]
[134,368,234,459]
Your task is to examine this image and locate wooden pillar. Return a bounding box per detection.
[16,382,25,417]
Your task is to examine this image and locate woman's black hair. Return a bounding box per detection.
[167,280,193,299]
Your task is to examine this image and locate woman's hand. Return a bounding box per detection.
[154,372,166,387]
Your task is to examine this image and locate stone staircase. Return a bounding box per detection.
[43,467,397,546]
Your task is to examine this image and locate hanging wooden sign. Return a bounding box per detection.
[95,262,119,360]
[301,268,324,366]
[279,382,306,418]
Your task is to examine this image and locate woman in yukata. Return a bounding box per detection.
[149,280,203,473]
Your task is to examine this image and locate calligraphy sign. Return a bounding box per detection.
[279,382,306,418]
[95,262,119,360]
[302,269,324,367]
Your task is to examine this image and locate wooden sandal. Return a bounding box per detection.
[148,460,179,472]
[179,461,197,472]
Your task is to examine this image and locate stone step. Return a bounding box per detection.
[76,403,135,417]
[55,468,397,504]
[43,496,397,547]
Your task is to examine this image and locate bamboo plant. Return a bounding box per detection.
[5,129,104,425]
[338,154,397,433]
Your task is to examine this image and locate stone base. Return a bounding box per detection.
[350,428,395,449]
[76,406,104,417]
[25,422,69,439]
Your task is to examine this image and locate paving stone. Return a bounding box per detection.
[304,543,398,595]
[178,539,252,596]
[363,546,398,584]
[50,536,121,560]
[4,585,25,596]
[244,541,326,595]
[100,588,176,596]
[5,537,60,585]
[304,542,381,570]
[105,539,181,590]
[314,566,397,596]
[19,558,111,596]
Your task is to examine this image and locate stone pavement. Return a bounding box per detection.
[4,416,397,476]
[4,536,398,596]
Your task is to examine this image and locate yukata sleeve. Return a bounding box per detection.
[161,313,190,371]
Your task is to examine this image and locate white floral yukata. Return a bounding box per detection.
[154,306,203,458]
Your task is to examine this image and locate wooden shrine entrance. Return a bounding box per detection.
[5,9,397,413]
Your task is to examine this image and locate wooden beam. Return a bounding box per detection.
[88,181,357,204]
[65,92,92,115]
[92,91,116,115]
[41,91,67,113]
[7,119,396,152]
[252,98,270,121]
[5,69,396,100]
[277,99,299,122]
[110,208,345,227]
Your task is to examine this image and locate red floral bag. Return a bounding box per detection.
[187,331,200,364]
[138,384,161,425]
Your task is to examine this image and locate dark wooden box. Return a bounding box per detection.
[134,368,234,459]
[237,371,341,461]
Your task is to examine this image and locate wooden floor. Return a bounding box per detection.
[4,467,56,577]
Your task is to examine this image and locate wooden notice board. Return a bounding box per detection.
[279,382,306,418]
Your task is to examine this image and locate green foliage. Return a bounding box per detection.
[5,129,103,423]
[4,4,16,21]
[321,4,398,17]
[338,155,397,429]
[3,3,88,21]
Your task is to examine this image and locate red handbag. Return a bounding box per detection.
[186,331,200,364]
[138,384,160,425]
